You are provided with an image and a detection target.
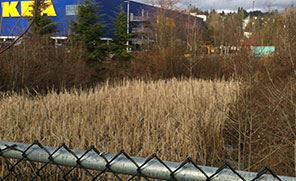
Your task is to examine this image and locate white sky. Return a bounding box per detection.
[135,0,295,11]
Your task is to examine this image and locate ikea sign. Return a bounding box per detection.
[0,0,78,37]
[1,0,56,17]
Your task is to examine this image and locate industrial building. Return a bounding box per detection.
[0,0,204,45]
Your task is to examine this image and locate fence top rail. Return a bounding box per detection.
[0,140,295,181]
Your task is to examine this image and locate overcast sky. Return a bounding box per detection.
[136,0,295,11]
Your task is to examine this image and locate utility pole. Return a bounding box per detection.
[126,0,130,52]
[252,0,255,33]
[252,0,255,11]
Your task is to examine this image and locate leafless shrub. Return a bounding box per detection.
[225,8,296,177]
[0,37,95,91]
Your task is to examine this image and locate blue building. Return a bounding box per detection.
[0,0,157,39]
[0,0,204,45]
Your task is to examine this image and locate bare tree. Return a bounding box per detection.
[184,14,204,77]
[147,0,181,9]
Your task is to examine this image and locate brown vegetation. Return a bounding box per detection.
[1,2,296,178]
[0,37,95,91]
[225,8,296,177]
[0,79,239,166]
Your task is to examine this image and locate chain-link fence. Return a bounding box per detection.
[0,140,295,181]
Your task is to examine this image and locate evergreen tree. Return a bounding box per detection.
[111,7,132,61]
[29,0,56,36]
[237,7,248,19]
[71,0,106,61]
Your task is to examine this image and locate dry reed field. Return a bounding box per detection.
[0,79,239,165]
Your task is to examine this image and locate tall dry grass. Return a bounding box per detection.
[0,79,239,166]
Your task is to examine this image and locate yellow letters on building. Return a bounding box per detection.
[21,0,56,17]
[1,1,57,17]
[2,2,20,17]
[41,1,56,16]
[21,1,34,17]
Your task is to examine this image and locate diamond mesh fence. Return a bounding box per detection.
[0,140,295,181]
